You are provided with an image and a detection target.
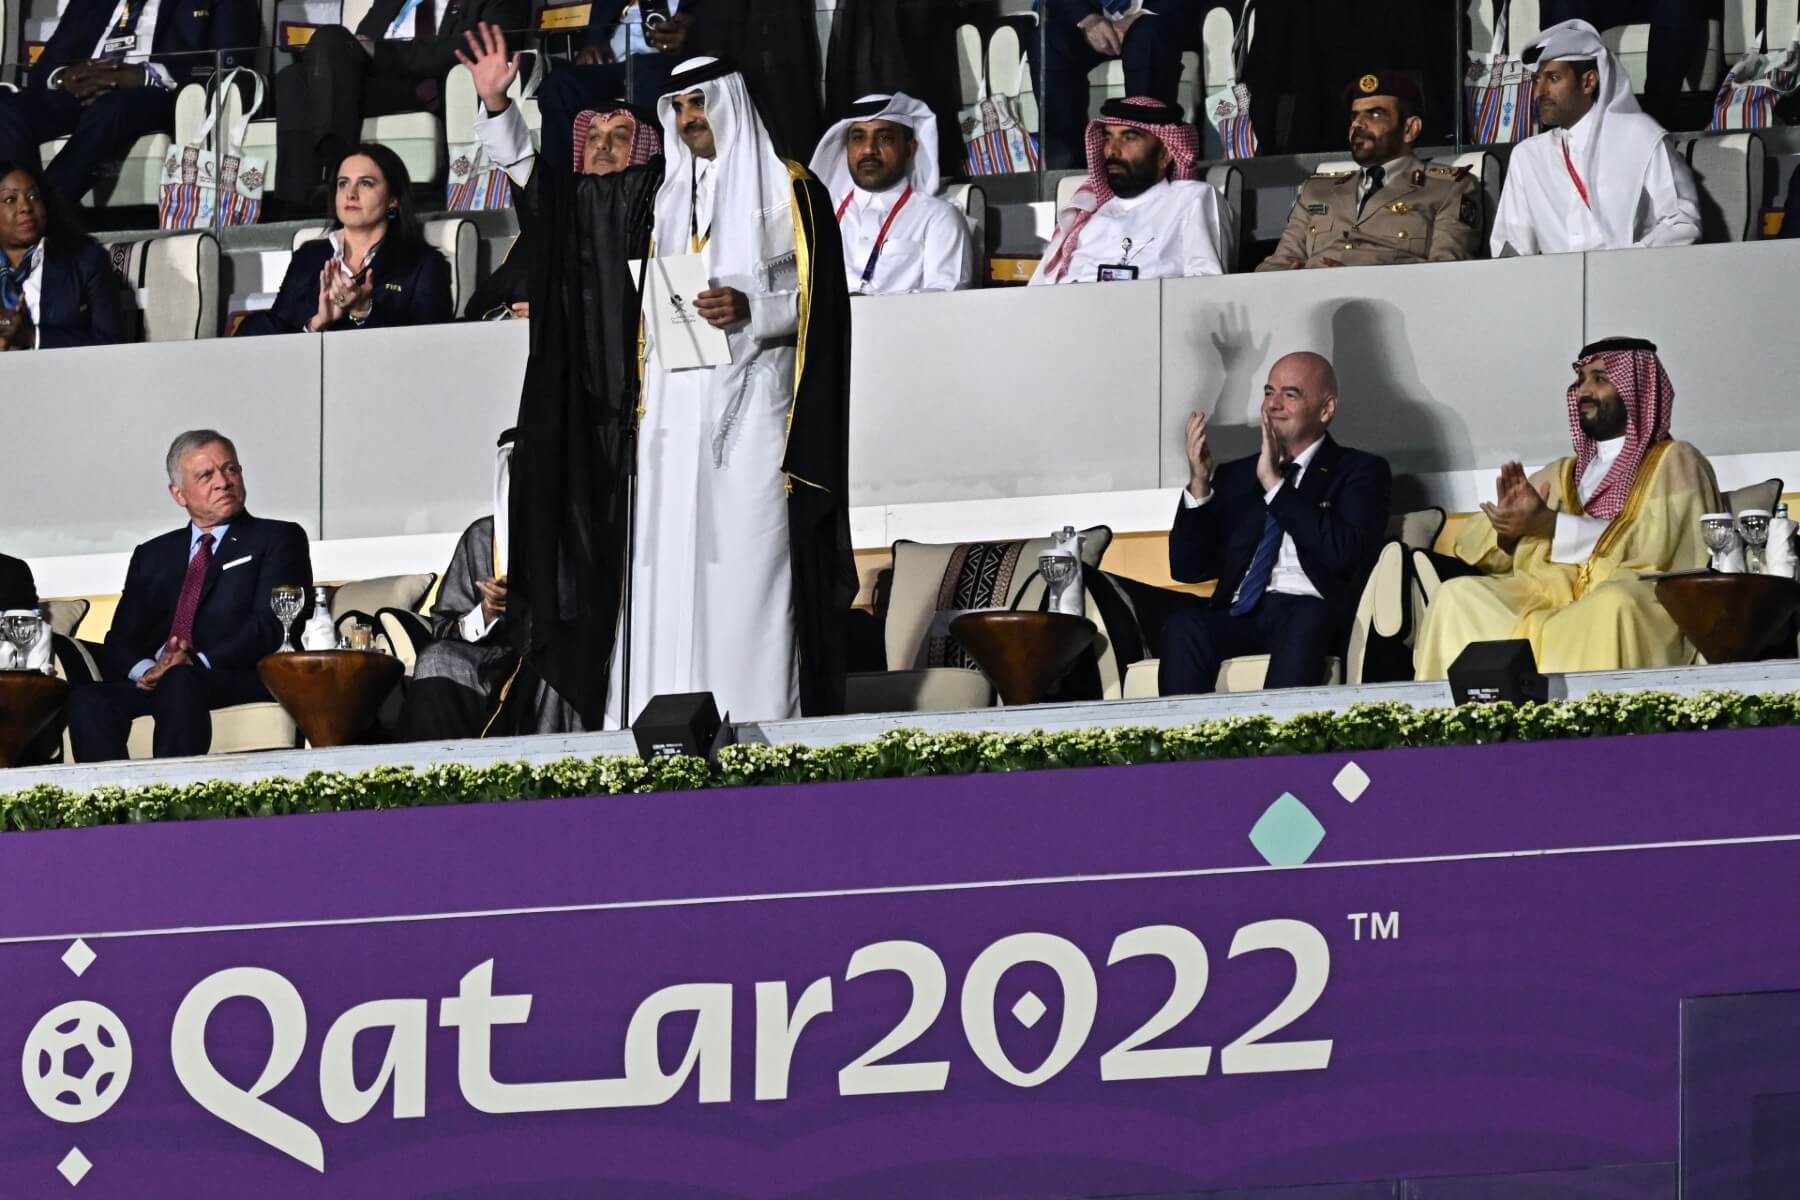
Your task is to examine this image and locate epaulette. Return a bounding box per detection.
[1310,169,1357,183]
[1425,163,1472,179]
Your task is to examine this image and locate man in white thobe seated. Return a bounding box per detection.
[1031,95,1229,285]
[1490,19,1700,256]
[605,55,855,727]
[807,91,974,296]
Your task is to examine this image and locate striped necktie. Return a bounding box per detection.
[1230,462,1299,617]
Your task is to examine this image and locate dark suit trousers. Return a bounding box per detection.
[65,665,272,762]
[1034,0,1196,170]
[274,26,432,204]
[0,85,177,206]
[1158,592,1336,697]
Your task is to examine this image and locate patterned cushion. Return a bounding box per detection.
[887,527,1113,672]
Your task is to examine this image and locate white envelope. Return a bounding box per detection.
[643,253,733,372]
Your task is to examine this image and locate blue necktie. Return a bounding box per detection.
[1230,462,1298,617]
[0,245,36,310]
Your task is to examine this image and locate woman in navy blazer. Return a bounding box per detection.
[0,161,125,351]
[236,142,452,336]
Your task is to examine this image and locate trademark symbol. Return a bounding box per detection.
[1346,912,1400,941]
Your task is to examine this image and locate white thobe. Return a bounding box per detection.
[474,102,536,190]
[1490,122,1700,255]
[1550,434,1625,564]
[1030,179,1228,285]
[835,181,973,295]
[606,162,804,726]
[1181,437,1325,602]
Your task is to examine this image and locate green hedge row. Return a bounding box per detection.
[3,689,1796,833]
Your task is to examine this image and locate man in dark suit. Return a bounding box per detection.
[1161,351,1391,695]
[64,430,313,761]
[536,0,699,169]
[273,0,530,206]
[0,552,37,610]
[0,0,256,206]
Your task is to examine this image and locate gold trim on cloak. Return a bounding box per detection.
[783,160,829,497]
[1563,439,1676,597]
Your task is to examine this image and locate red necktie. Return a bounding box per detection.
[168,532,215,649]
[1561,138,1591,210]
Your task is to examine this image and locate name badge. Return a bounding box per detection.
[101,34,138,53]
[1097,264,1139,283]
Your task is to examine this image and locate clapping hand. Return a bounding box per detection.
[311,263,373,332]
[1184,411,1214,500]
[455,22,520,114]
[1480,461,1555,552]
[1254,411,1285,493]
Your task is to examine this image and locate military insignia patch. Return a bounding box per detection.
[1359,74,1379,94]
[1389,201,1411,215]
[1306,203,1329,215]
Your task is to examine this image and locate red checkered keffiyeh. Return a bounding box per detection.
[1566,344,1674,521]
[1039,96,1201,283]
[572,108,664,173]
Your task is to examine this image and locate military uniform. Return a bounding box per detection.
[1257,154,1482,270]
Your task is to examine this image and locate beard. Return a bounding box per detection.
[1578,402,1627,441]
[1104,154,1163,199]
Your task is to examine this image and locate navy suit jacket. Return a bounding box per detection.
[0,553,37,610]
[1169,433,1392,625]
[101,511,313,682]
[34,0,258,82]
[239,238,453,336]
[34,240,127,350]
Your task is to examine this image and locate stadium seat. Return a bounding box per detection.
[1205,161,1244,271]
[103,231,221,341]
[943,182,988,261]
[1684,131,1765,243]
[1120,655,1345,698]
[35,132,171,207]
[1603,18,1725,96]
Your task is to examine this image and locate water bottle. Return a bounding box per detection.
[1043,526,1086,617]
[301,585,337,650]
[1768,503,1797,579]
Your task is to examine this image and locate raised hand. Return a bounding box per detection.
[454,22,521,114]
[1184,411,1214,500]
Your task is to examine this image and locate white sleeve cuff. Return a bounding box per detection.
[474,101,537,188]
[749,289,799,342]
[1551,512,1610,564]
[128,657,156,681]
[1180,488,1214,509]
[460,606,496,643]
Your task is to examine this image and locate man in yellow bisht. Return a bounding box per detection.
[1416,336,1720,677]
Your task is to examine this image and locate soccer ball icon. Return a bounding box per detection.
[21,1001,132,1123]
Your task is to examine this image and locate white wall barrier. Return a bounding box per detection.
[6,240,1799,571]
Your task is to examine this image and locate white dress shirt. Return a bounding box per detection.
[129,521,228,679]
[1490,116,1700,255]
[1181,437,1326,603]
[1036,178,1228,285]
[1550,435,1625,564]
[18,241,45,324]
[835,181,973,295]
[459,603,496,642]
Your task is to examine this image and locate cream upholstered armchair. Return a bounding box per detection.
[1119,508,1446,698]
[52,572,436,761]
[103,233,221,342]
[847,526,1141,714]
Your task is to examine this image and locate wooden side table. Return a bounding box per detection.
[0,673,67,769]
[1655,573,1800,664]
[257,651,404,748]
[950,611,1098,707]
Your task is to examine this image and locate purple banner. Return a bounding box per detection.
[4,727,1800,1197]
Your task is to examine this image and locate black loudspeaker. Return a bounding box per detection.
[1448,639,1548,705]
[632,692,734,761]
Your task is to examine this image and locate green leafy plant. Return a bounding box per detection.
[4,690,1796,834]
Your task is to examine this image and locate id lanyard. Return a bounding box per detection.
[836,187,913,290]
